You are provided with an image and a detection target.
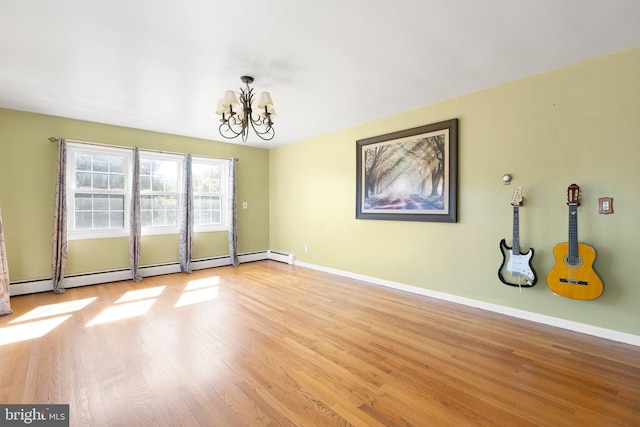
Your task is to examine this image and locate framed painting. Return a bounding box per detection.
[356,118,458,222]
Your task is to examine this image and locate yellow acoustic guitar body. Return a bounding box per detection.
[546,242,603,300]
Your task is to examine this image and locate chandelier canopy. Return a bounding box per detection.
[215,76,275,142]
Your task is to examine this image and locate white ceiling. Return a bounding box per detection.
[1,1,639,148]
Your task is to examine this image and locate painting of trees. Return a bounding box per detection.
[356,118,457,222]
[363,133,446,211]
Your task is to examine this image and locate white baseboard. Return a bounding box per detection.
[294,261,640,347]
[9,251,279,296]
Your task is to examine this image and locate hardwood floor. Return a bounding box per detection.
[1,260,639,426]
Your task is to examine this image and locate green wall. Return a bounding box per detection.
[0,110,270,281]
[269,47,640,336]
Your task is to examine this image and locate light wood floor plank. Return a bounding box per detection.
[1,260,639,426]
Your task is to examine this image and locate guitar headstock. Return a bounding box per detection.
[567,183,581,206]
[511,186,523,207]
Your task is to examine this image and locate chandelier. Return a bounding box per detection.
[215,76,276,142]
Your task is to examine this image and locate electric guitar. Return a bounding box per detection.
[546,184,603,300]
[498,186,537,288]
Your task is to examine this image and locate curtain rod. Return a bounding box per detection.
[48,137,237,161]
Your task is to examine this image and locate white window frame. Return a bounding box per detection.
[67,143,132,240]
[192,157,229,232]
[139,151,183,236]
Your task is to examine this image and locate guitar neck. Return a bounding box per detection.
[568,204,579,264]
[512,206,520,254]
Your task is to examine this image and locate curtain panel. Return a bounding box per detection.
[51,138,67,294]
[179,154,193,273]
[130,147,142,281]
[228,157,239,267]
[0,208,12,315]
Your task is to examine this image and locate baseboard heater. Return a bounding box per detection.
[267,250,296,264]
[9,250,295,296]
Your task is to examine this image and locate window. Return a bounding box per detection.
[67,143,132,239]
[66,142,230,239]
[139,153,182,234]
[192,158,228,231]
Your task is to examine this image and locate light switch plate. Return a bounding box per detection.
[598,197,613,214]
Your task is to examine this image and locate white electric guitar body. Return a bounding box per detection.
[498,186,537,288]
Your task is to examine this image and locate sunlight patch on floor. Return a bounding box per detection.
[86,300,155,326]
[175,277,220,307]
[175,287,219,307]
[115,286,166,304]
[3,277,222,335]
[0,315,72,345]
[185,277,220,290]
[9,297,97,323]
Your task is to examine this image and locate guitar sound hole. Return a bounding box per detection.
[563,254,584,268]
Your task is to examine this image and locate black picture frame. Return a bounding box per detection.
[356,118,458,222]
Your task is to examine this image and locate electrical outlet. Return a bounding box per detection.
[304,245,309,252]
[242,202,248,209]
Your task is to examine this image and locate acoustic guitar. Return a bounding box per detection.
[498,186,536,288]
[546,184,603,300]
